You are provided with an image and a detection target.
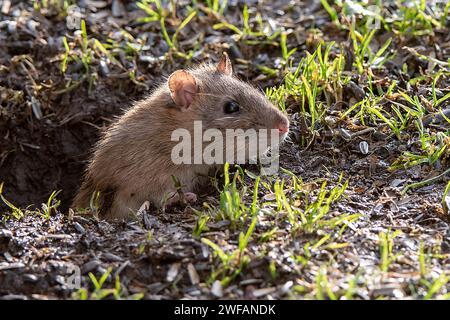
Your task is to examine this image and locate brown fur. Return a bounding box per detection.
[72,57,289,218]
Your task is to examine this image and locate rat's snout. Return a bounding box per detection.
[273,113,290,134]
[277,122,289,134]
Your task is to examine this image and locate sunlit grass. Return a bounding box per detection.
[72,267,144,300]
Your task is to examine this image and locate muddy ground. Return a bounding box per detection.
[0,0,449,299]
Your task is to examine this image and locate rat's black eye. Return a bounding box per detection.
[224,101,240,114]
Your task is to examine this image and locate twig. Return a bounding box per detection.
[402,167,450,195]
[351,127,376,138]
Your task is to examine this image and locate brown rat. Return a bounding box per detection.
[72,53,289,218]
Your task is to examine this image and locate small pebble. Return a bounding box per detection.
[166,263,180,282]
[7,20,16,33]
[73,222,86,234]
[187,263,200,285]
[359,141,369,154]
[81,260,100,274]
[280,281,293,295]
[112,0,126,17]
[211,280,223,298]
[23,274,39,283]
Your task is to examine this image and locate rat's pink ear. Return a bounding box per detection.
[216,52,233,76]
[168,70,198,109]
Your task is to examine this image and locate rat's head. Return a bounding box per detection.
[167,53,289,168]
[167,53,289,140]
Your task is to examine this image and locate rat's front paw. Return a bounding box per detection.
[165,191,198,207]
[183,192,197,204]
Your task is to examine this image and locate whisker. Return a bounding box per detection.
[196,93,230,99]
[213,117,238,121]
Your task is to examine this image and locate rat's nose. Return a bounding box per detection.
[271,110,290,134]
[278,123,289,134]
